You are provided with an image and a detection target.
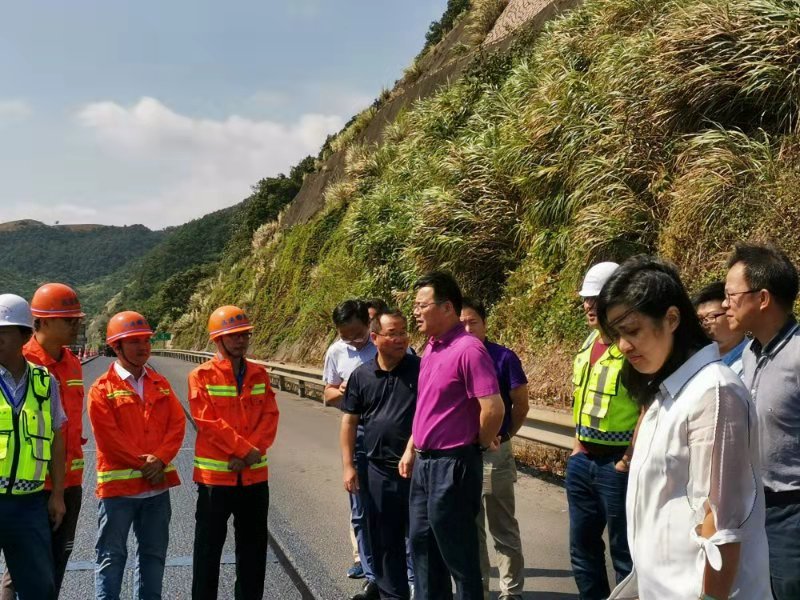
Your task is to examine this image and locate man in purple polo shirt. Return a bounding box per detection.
[399,271,505,600]
[461,298,528,600]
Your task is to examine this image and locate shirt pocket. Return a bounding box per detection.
[580,365,621,421]
[0,408,13,461]
[21,409,53,462]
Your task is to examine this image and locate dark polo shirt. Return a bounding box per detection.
[342,354,420,468]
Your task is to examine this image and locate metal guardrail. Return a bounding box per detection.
[151,349,573,450]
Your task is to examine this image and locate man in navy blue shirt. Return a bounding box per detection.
[461,299,528,600]
[341,309,420,600]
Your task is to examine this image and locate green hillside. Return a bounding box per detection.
[169,0,800,409]
[0,221,165,290]
[87,157,316,343]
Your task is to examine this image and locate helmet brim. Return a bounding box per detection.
[209,324,254,340]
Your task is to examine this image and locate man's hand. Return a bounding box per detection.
[343,464,359,493]
[244,448,262,466]
[338,381,347,396]
[48,491,66,531]
[140,455,165,483]
[228,458,247,472]
[399,447,415,479]
[487,435,501,452]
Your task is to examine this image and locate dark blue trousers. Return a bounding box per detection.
[366,460,411,600]
[565,451,632,600]
[0,492,55,600]
[766,501,800,600]
[409,445,483,600]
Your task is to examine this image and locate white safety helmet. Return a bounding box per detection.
[0,294,34,330]
[578,262,620,298]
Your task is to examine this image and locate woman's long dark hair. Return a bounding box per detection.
[596,256,710,406]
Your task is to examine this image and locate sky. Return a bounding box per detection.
[0,1,448,229]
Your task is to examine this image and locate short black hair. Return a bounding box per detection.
[727,243,799,311]
[369,309,407,334]
[332,299,369,327]
[414,271,463,314]
[692,281,725,308]
[365,298,390,314]
[461,297,487,321]
[597,255,709,406]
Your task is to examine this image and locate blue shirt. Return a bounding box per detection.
[484,340,528,437]
[0,362,67,430]
[721,338,748,376]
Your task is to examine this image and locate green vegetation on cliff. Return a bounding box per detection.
[173,0,800,406]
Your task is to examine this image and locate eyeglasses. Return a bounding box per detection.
[412,301,443,312]
[699,311,726,325]
[375,331,408,340]
[724,289,759,302]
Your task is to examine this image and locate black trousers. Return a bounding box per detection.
[366,460,411,600]
[409,445,483,600]
[1,485,83,600]
[192,481,270,600]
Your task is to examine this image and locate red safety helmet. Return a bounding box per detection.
[207,305,254,340]
[106,311,153,344]
[30,283,85,319]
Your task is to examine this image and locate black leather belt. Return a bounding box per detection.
[415,444,479,459]
[764,488,800,508]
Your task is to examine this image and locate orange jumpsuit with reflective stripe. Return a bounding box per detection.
[87,363,185,498]
[189,355,279,486]
[23,337,86,489]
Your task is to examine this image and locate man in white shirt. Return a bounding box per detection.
[323,300,379,600]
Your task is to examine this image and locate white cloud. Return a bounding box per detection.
[0,99,32,123]
[74,97,344,227]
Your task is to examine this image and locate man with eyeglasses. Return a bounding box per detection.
[341,309,419,600]
[189,305,279,599]
[1,284,84,599]
[567,262,636,600]
[323,299,379,597]
[724,243,800,599]
[401,271,505,600]
[692,281,748,375]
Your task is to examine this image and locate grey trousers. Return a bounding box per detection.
[477,440,525,600]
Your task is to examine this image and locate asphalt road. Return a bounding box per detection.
[3,355,589,599]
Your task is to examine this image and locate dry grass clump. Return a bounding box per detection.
[467,0,510,45]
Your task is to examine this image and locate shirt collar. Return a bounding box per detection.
[749,315,798,359]
[660,343,720,400]
[342,338,374,353]
[24,335,56,367]
[430,322,465,347]
[0,362,28,386]
[114,361,149,383]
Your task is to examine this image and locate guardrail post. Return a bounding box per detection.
[298,381,306,398]
[278,375,286,391]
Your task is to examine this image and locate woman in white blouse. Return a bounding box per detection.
[596,256,771,600]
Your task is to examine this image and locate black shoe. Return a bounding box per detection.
[350,580,380,600]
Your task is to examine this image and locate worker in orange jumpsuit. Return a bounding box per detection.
[189,305,279,600]
[87,311,185,600]
[1,283,86,600]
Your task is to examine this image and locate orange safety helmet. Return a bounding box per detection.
[30,283,86,319]
[208,305,254,340]
[106,311,154,344]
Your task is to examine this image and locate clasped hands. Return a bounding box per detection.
[227,448,262,472]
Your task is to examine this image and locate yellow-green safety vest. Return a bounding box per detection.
[572,331,639,446]
[0,364,53,495]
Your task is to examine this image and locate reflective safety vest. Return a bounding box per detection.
[189,355,279,486]
[23,337,85,489]
[87,363,185,499]
[0,364,53,495]
[572,331,639,446]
